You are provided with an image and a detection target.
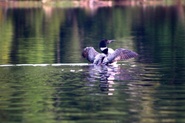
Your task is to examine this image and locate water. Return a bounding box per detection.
[1,1,185,123]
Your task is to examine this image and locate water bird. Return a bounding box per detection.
[82,39,138,65]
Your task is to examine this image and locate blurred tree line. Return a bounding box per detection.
[0,0,185,64]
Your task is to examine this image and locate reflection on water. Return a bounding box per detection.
[0,63,139,123]
[86,64,119,95]
[86,63,138,96]
[1,61,185,123]
[1,1,185,65]
[0,1,185,123]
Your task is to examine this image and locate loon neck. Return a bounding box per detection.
[100,47,107,51]
[101,48,108,55]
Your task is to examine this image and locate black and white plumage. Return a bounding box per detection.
[99,39,115,55]
[82,39,138,65]
[82,46,138,65]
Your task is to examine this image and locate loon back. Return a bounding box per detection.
[82,47,138,65]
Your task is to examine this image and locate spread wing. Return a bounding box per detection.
[107,48,138,63]
[82,47,99,63]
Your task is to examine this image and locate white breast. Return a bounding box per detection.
[108,48,114,55]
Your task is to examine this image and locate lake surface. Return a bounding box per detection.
[0,1,185,123]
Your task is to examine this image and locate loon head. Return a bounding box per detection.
[99,39,115,55]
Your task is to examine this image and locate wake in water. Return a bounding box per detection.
[0,63,90,67]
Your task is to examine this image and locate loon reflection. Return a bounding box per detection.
[82,39,138,65]
[86,64,136,95]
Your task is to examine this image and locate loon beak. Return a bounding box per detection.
[107,40,116,44]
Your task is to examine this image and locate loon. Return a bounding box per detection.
[82,39,138,65]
